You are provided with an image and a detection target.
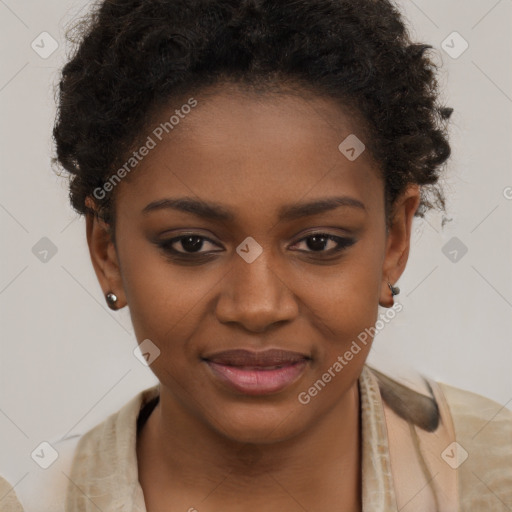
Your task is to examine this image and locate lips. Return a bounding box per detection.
[203,349,310,395]
[204,348,309,368]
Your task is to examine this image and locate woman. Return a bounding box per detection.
[12,0,512,511]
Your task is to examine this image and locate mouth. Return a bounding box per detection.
[202,349,311,396]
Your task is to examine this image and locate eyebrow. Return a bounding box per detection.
[142,196,366,222]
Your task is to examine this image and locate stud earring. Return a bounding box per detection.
[388,281,400,296]
[105,291,118,310]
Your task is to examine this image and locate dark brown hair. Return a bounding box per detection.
[53,0,452,228]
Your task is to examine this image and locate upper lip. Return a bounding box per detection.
[203,348,310,367]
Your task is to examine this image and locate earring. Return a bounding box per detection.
[105,291,118,310]
[388,281,400,296]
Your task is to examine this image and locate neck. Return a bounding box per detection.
[137,382,362,512]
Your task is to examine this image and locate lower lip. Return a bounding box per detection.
[205,360,309,395]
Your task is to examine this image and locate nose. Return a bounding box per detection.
[214,248,299,333]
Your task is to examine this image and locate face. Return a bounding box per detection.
[87,85,419,444]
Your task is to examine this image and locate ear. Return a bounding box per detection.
[85,198,127,310]
[379,185,421,308]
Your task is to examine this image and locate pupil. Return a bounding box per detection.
[307,235,327,251]
[182,236,203,252]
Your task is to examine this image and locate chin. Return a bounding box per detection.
[207,401,309,445]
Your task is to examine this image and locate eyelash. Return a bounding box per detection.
[156,232,356,259]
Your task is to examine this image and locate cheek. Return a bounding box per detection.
[299,240,384,335]
[116,234,211,349]
[299,239,385,390]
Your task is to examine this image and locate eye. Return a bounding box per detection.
[290,232,356,254]
[157,234,222,255]
[155,231,356,260]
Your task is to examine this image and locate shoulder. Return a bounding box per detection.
[0,474,24,512]
[438,382,512,510]
[70,384,159,466]
[12,433,82,512]
[65,385,158,511]
[13,384,159,512]
[366,363,512,509]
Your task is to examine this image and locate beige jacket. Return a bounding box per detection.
[8,365,512,511]
[0,476,23,512]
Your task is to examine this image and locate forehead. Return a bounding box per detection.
[115,87,385,225]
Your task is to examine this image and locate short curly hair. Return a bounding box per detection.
[53,0,452,228]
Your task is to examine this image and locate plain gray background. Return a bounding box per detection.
[1,0,511,491]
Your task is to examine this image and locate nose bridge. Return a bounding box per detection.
[215,241,298,331]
